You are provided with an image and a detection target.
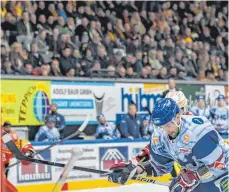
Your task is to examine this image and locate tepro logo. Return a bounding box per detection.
[99,147,128,171]
[121,87,162,112]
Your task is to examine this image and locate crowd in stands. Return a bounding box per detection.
[1,1,228,81]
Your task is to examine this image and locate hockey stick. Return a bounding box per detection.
[2,133,169,186]
[52,148,84,192]
[6,114,90,170]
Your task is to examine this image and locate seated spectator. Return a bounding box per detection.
[157,67,168,79]
[149,49,162,70]
[24,63,33,75]
[45,103,65,132]
[33,30,53,63]
[150,68,159,79]
[177,69,186,80]
[216,69,226,81]
[190,96,211,119]
[1,59,14,75]
[117,66,126,78]
[66,68,76,78]
[126,66,136,78]
[50,59,62,76]
[120,103,144,139]
[95,114,120,140]
[35,116,60,142]
[138,67,149,79]
[59,47,74,74]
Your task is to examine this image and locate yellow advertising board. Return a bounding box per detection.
[1,80,51,126]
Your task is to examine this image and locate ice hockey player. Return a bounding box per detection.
[165,90,192,115]
[1,121,35,192]
[95,114,120,139]
[190,95,211,119]
[210,95,228,135]
[108,98,228,192]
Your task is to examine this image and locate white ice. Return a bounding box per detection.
[65,183,169,192]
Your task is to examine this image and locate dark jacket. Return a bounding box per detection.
[45,112,65,131]
[16,20,33,35]
[120,114,144,138]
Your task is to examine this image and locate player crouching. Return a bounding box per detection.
[108,98,228,192]
[1,121,35,192]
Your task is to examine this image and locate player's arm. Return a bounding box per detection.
[20,140,35,165]
[192,125,228,180]
[34,127,48,142]
[108,142,174,185]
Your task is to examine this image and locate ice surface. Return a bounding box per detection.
[64,183,169,192]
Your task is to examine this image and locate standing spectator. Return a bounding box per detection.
[95,114,120,140]
[190,96,211,119]
[35,116,60,142]
[210,95,228,135]
[162,78,177,97]
[120,103,144,139]
[45,103,65,132]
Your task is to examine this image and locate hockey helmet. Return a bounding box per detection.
[152,98,180,127]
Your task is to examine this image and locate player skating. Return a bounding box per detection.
[1,121,35,192]
[108,98,228,192]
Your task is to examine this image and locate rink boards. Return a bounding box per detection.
[7,139,171,192]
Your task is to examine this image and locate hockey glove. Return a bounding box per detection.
[135,144,151,163]
[108,161,137,185]
[169,169,200,192]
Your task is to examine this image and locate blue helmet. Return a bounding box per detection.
[152,98,180,126]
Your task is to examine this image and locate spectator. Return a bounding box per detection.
[35,116,60,142]
[1,60,15,75]
[59,47,74,74]
[28,43,42,67]
[120,103,144,139]
[1,12,17,45]
[216,69,225,81]
[35,1,47,18]
[150,68,159,79]
[190,96,211,119]
[24,63,33,75]
[126,66,136,78]
[34,30,53,63]
[177,69,186,80]
[162,78,177,97]
[139,67,149,79]
[66,68,76,78]
[75,17,89,41]
[168,67,177,79]
[106,65,116,78]
[50,59,62,76]
[117,66,126,78]
[148,49,162,70]
[45,103,65,132]
[16,11,34,50]
[57,2,67,21]
[95,114,120,140]
[157,67,168,79]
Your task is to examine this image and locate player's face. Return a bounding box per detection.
[198,99,205,108]
[218,99,225,107]
[3,126,11,133]
[47,122,55,128]
[160,114,180,139]
[99,117,106,124]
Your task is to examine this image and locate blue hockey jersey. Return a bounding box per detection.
[210,107,229,134]
[190,106,211,119]
[149,115,228,183]
[95,122,120,140]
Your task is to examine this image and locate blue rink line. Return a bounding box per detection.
[31,135,228,146]
[51,81,114,86]
[31,138,149,146]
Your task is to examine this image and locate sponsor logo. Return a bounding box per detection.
[152,136,159,144]
[179,148,191,153]
[121,87,162,112]
[192,118,204,125]
[17,150,52,183]
[184,135,190,143]
[214,161,226,170]
[99,147,128,171]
